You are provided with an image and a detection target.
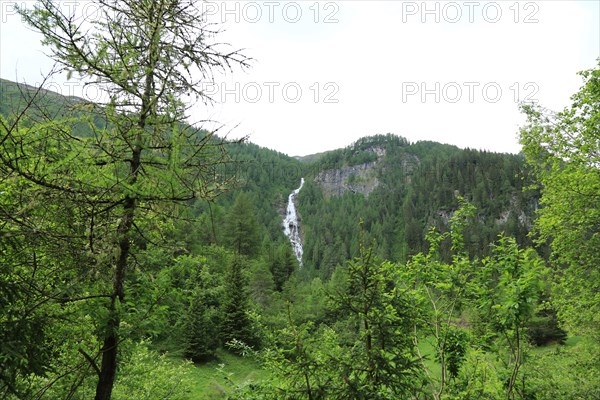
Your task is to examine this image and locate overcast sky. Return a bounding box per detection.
[1,1,599,156]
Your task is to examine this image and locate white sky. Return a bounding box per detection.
[1,1,599,156]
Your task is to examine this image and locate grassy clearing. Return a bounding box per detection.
[417,335,584,377]
[529,335,582,355]
[186,350,270,399]
[179,336,587,399]
[416,336,443,379]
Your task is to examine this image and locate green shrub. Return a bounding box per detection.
[113,341,194,400]
[525,338,600,400]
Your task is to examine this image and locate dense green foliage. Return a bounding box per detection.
[1,5,598,397]
[228,237,421,399]
[520,60,600,337]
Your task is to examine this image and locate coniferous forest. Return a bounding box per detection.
[1,1,599,399]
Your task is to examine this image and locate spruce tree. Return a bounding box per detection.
[271,244,296,291]
[224,193,260,257]
[221,258,254,349]
[184,290,221,362]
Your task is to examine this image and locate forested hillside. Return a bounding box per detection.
[297,134,538,278]
[0,79,538,275]
[1,1,598,399]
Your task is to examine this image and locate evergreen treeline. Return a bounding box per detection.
[298,136,537,278]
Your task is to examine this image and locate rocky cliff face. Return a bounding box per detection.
[315,161,380,198]
[314,146,385,198]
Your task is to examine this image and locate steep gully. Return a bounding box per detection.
[283,178,304,266]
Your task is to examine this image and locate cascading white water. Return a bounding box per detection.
[283,178,305,266]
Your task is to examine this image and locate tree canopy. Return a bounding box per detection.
[520,59,600,336]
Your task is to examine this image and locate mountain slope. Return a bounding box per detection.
[0,80,538,279]
[297,134,538,277]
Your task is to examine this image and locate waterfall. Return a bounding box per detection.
[283,178,305,266]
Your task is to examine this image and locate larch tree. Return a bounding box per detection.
[2,0,250,398]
